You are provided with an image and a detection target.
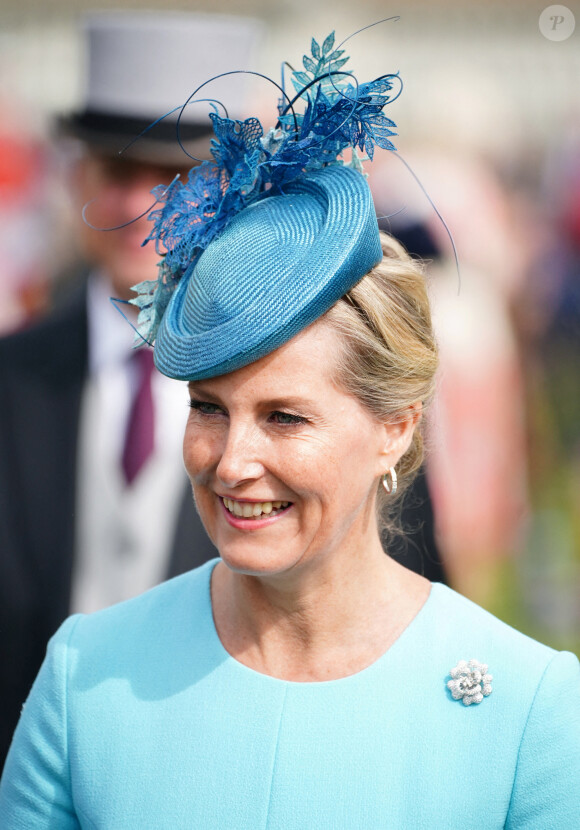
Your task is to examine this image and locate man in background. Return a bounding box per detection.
[0,11,262,768]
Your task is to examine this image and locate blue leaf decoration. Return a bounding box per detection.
[291,71,312,95]
[322,32,335,56]
[329,57,349,73]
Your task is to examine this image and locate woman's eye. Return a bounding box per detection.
[270,411,305,425]
[188,400,223,416]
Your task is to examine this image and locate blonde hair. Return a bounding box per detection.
[324,231,438,522]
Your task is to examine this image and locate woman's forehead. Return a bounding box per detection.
[188,319,343,398]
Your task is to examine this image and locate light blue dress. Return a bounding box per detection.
[1,558,579,828]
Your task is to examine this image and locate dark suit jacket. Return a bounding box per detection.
[0,280,445,769]
[0,283,218,768]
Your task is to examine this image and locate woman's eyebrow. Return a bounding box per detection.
[187,384,223,402]
[262,396,315,410]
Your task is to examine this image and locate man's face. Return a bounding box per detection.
[75,152,188,300]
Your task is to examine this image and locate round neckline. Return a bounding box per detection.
[203,558,439,688]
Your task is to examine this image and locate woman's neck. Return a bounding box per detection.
[211,541,430,682]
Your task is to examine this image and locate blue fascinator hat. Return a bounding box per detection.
[129,30,402,380]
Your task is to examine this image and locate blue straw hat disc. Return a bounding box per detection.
[182,194,325,331]
[154,165,382,380]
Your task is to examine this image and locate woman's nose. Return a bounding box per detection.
[215,423,265,489]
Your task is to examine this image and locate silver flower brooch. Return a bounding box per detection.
[447,659,493,705]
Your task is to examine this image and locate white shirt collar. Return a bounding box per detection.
[87,270,139,375]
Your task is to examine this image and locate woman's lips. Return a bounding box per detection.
[218,496,293,528]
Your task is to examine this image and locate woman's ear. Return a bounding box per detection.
[378,402,422,470]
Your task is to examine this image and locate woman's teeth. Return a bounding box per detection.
[222,498,290,519]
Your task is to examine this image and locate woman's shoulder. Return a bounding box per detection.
[402,584,580,825]
[425,582,579,700]
[427,581,569,663]
[52,559,220,663]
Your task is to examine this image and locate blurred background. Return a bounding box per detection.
[1,0,578,652]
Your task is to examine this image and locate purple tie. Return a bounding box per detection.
[122,348,155,485]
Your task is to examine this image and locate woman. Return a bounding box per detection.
[1,33,579,828]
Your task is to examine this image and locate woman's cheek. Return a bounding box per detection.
[183,428,220,482]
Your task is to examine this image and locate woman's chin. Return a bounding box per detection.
[216,541,300,578]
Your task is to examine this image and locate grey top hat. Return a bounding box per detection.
[60,11,263,164]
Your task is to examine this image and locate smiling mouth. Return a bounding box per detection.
[221,497,291,519]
